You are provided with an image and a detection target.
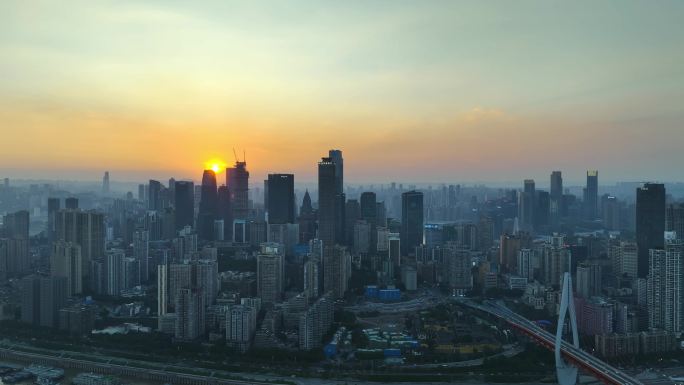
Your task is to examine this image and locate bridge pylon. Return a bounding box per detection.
[556,272,579,385]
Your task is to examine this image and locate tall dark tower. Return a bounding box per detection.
[148,180,163,211]
[360,192,377,252]
[267,174,295,224]
[328,150,345,245]
[345,199,360,246]
[298,190,316,243]
[197,170,218,241]
[401,191,423,256]
[318,157,337,247]
[174,181,195,231]
[217,185,232,240]
[329,150,343,195]
[550,171,563,201]
[65,197,78,210]
[226,161,249,221]
[47,198,60,244]
[102,171,110,194]
[636,183,666,278]
[584,170,599,219]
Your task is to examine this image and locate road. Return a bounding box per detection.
[456,299,645,385]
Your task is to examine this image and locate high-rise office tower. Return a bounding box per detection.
[3,210,29,239]
[535,191,550,229]
[550,171,563,225]
[344,199,360,246]
[328,150,345,245]
[388,232,401,274]
[542,234,571,286]
[584,170,599,219]
[40,276,67,328]
[174,181,195,231]
[197,170,218,241]
[611,241,638,279]
[20,275,67,328]
[47,198,60,244]
[550,171,563,201]
[105,249,125,296]
[318,157,337,247]
[217,185,232,241]
[500,234,522,273]
[303,259,319,299]
[133,230,149,282]
[636,183,666,278]
[329,150,343,194]
[65,197,78,210]
[51,241,82,297]
[55,209,105,286]
[298,190,316,244]
[102,171,110,194]
[360,192,377,252]
[148,180,163,211]
[267,174,295,224]
[257,243,284,306]
[576,262,602,298]
[401,191,423,255]
[519,180,535,231]
[226,160,249,221]
[647,248,681,332]
[666,203,684,240]
[1,210,29,275]
[157,264,168,317]
[323,244,350,299]
[20,275,40,325]
[445,245,472,291]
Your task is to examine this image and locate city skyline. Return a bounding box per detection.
[2,1,684,182]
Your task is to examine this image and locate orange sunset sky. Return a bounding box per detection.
[1,1,683,184]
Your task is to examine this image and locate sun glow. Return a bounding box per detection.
[204,159,227,174]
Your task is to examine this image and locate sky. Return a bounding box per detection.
[1,1,683,185]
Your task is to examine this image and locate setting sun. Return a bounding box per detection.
[204,159,226,174]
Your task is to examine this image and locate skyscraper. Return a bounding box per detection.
[344,199,360,246]
[55,209,105,287]
[318,157,337,247]
[217,185,232,241]
[175,287,206,340]
[267,174,295,224]
[102,171,110,194]
[226,160,249,221]
[401,191,423,255]
[636,183,666,278]
[519,179,535,231]
[257,243,284,305]
[47,198,60,244]
[329,149,343,195]
[298,190,316,244]
[133,230,149,282]
[647,247,681,332]
[360,192,377,253]
[65,197,78,210]
[328,150,345,245]
[197,170,218,241]
[584,170,599,219]
[550,171,563,225]
[174,181,195,231]
[550,171,563,201]
[51,241,82,297]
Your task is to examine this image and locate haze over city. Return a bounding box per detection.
[2,1,684,183]
[2,2,684,385]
